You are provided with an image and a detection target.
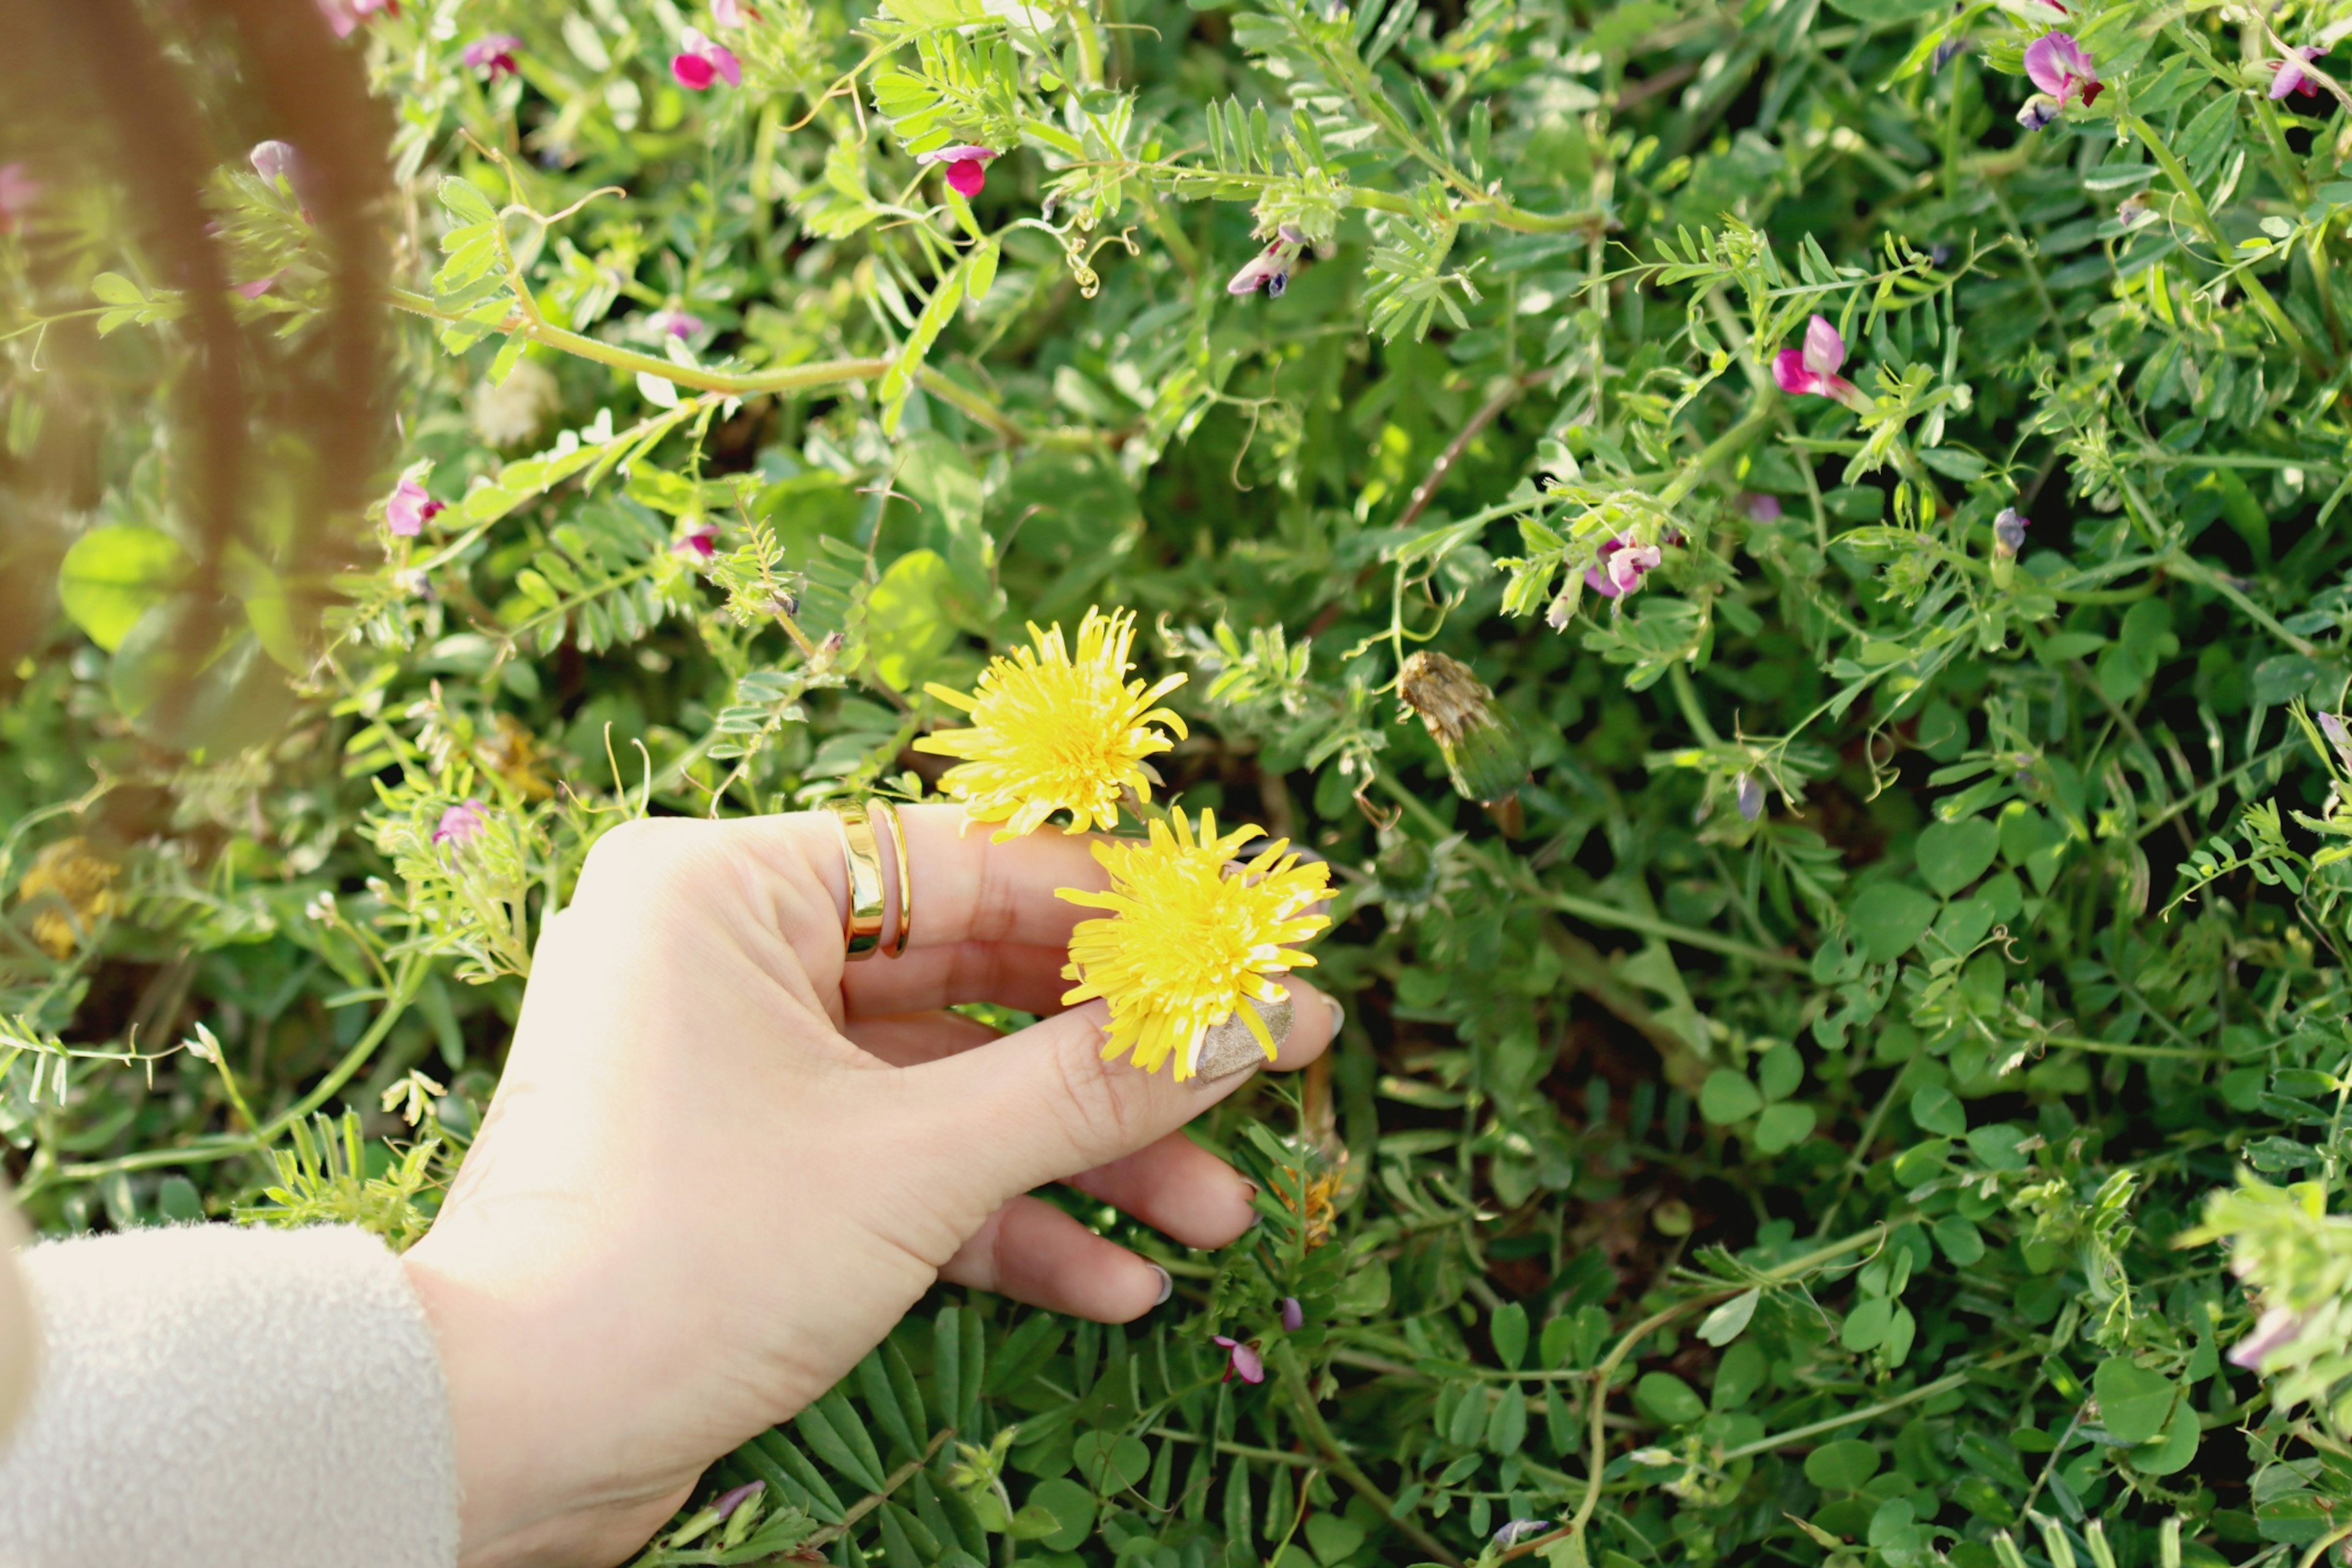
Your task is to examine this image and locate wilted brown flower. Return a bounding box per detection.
[17,837,119,957]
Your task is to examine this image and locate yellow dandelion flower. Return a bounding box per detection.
[914,607,1187,840]
[1058,808,1332,1080]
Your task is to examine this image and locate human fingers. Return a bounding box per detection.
[906,981,1340,1207]
[937,1194,1170,1323]
[839,941,1071,1020]
[1065,1131,1257,1251]
[842,1009,1001,1067]
[715,804,1112,963]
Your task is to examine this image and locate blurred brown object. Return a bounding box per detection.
[0,0,391,750]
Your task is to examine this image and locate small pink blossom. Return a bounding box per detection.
[1741,491,1782,522]
[1227,224,1310,299]
[233,274,279,300]
[432,798,489,850]
[315,0,396,39]
[650,307,706,339]
[674,521,720,560]
[2320,711,2352,774]
[711,0,753,23]
[386,478,443,537]
[1213,1335,1265,1384]
[250,140,297,184]
[0,163,38,233]
[1585,536,1664,600]
[2271,46,2324,100]
[710,1480,764,1521]
[2228,1305,2305,1370]
[464,34,522,77]
[1773,314,1863,405]
[1280,1297,1304,1332]
[916,144,1000,198]
[671,28,741,89]
[2024,32,2102,108]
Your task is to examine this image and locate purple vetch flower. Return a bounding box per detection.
[2228,1305,2306,1369]
[2117,191,2154,227]
[672,28,741,89]
[1213,1335,1265,1384]
[1741,491,1782,522]
[916,144,1000,198]
[1227,224,1310,299]
[2271,47,2325,99]
[1491,1520,1554,1550]
[2318,711,2352,774]
[386,478,443,537]
[1280,1297,1304,1332]
[1773,314,1864,407]
[251,140,298,184]
[1736,773,1766,822]
[432,798,489,850]
[1932,36,1970,71]
[674,520,720,560]
[711,1480,765,1521]
[464,34,522,77]
[2016,96,2061,131]
[2024,32,2103,108]
[1993,507,2030,559]
[650,307,706,339]
[1585,535,1664,600]
[0,163,36,233]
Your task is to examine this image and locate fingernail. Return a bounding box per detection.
[1193,995,1292,1084]
[1327,995,1347,1043]
[1149,1264,1174,1306]
[1243,1178,1261,1198]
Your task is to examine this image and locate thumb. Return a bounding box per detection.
[907,982,1340,1205]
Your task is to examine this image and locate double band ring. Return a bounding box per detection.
[829,801,911,960]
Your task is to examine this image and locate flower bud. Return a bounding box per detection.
[1396,651,1530,808]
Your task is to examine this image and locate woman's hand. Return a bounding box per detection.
[399,805,1338,1568]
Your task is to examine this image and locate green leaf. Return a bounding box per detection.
[2127,1400,2201,1477]
[1841,1296,1895,1352]
[1849,883,1939,965]
[1910,1085,1967,1137]
[1027,1478,1096,1550]
[2092,1358,2177,1447]
[58,525,189,652]
[1804,1439,1882,1490]
[1490,1301,1529,1369]
[865,548,959,692]
[439,176,499,227]
[1700,1070,1763,1125]
[1916,818,1999,897]
[1486,1383,1529,1454]
[1697,1289,1760,1347]
[1634,1371,1705,1427]
[1753,1101,1817,1153]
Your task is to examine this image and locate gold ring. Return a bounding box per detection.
[829,802,912,960]
[830,804,888,959]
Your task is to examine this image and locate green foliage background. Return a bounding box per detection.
[17,0,2352,1562]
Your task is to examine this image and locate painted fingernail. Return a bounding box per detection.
[1149,1264,1174,1306]
[1193,995,1292,1084]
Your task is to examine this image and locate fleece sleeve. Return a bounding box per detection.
[0,1223,459,1568]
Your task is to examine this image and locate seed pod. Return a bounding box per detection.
[1396,651,1529,808]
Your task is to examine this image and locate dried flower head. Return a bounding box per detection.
[1397,650,1529,807]
[16,837,118,957]
[915,607,1186,840]
[1057,809,1332,1079]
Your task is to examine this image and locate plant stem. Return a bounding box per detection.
[804,1428,955,1549]
[1273,1340,1466,1568]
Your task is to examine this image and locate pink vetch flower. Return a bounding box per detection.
[1741,491,1782,523]
[432,798,489,851]
[233,274,279,300]
[1993,506,2030,559]
[1280,1297,1304,1332]
[650,307,706,339]
[1585,536,1664,600]
[0,162,38,234]
[671,28,742,90]
[386,478,444,537]
[2024,32,2103,109]
[2271,47,2325,100]
[315,0,396,39]
[464,34,522,78]
[1773,314,1864,406]
[916,144,1000,199]
[2228,1305,2306,1370]
[1227,224,1310,299]
[710,1480,764,1521]
[711,0,755,23]
[2318,710,2352,774]
[1213,1336,1265,1384]
[674,520,720,560]
[250,140,297,184]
